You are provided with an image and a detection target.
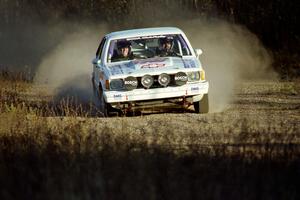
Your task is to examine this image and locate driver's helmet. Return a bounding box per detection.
[117,40,131,50]
[116,40,131,57]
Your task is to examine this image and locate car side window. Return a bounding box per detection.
[96,37,106,59]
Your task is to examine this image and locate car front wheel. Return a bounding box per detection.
[93,82,109,117]
[194,94,209,114]
[98,86,110,117]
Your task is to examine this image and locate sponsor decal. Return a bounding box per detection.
[174,75,188,81]
[113,94,122,99]
[124,80,138,85]
[191,86,199,91]
[183,59,197,68]
[140,63,166,69]
[127,35,165,41]
[125,62,136,70]
[110,65,124,75]
[110,63,136,75]
[124,76,138,90]
[133,57,168,69]
[133,57,168,64]
[174,72,188,86]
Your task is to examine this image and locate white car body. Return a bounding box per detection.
[92,27,209,115]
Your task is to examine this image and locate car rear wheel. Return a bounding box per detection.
[194,94,209,114]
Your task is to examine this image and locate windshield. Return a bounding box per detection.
[107,34,192,63]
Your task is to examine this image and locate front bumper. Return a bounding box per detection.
[104,81,209,103]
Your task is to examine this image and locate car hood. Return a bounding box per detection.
[107,57,200,78]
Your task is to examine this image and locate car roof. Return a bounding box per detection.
[105,27,184,40]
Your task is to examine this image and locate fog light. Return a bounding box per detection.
[158,73,170,87]
[124,76,138,90]
[174,72,188,86]
[141,75,154,89]
[200,70,205,80]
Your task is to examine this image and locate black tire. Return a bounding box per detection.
[93,84,109,117]
[90,77,100,117]
[194,94,209,114]
[99,87,109,117]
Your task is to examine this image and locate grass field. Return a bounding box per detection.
[0,74,299,199]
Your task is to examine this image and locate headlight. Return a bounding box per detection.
[124,76,138,90]
[187,71,201,82]
[174,72,188,86]
[110,79,124,90]
[141,74,154,89]
[158,73,171,87]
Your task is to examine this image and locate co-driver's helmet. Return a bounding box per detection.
[159,36,174,49]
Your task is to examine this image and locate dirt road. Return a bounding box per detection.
[39,80,300,149]
[1,79,300,147]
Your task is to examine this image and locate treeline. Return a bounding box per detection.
[0,0,299,77]
[1,0,299,52]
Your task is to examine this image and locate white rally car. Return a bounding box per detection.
[92,27,209,116]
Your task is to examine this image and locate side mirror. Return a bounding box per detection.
[195,48,203,58]
[92,58,101,65]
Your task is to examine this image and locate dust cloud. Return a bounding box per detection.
[180,19,276,112]
[122,2,276,111]
[33,18,275,112]
[34,24,108,103]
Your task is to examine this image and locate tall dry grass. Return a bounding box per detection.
[0,73,299,199]
[0,113,299,199]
